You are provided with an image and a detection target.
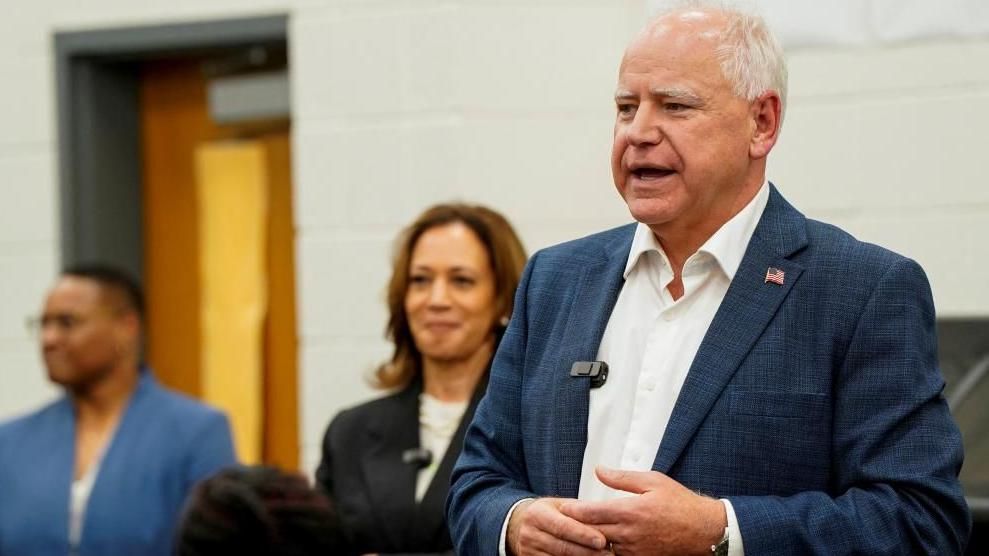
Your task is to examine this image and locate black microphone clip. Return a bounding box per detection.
[570,361,609,389]
[401,447,433,468]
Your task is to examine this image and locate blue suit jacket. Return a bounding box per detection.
[448,187,970,555]
[0,370,237,556]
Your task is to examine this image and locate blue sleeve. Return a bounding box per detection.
[729,258,971,555]
[183,411,237,489]
[447,252,540,556]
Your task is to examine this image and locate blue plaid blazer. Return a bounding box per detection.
[448,186,970,555]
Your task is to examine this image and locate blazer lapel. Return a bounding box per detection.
[553,228,633,498]
[654,186,809,473]
[43,398,76,550]
[417,372,490,545]
[81,371,154,547]
[360,384,420,545]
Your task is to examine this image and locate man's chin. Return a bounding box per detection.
[47,373,74,389]
[627,203,675,229]
[46,366,84,389]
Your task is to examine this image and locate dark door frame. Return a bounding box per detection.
[54,14,287,281]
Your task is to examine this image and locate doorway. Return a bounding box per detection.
[55,16,299,469]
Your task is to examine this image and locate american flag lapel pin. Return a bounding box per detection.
[765,267,785,285]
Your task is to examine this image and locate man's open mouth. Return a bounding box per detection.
[631,167,675,180]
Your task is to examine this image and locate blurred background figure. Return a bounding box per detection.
[0,265,236,556]
[316,203,527,554]
[176,465,350,556]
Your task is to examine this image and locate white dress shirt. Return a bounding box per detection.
[69,460,101,551]
[577,182,769,556]
[68,427,118,552]
[499,183,768,556]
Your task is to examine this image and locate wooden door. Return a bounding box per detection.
[140,59,298,468]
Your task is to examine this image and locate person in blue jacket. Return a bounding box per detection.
[447,3,970,555]
[0,264,237,556]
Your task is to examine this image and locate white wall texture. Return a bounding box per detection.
[0,0,986,474]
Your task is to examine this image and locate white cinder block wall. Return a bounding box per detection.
[0,0,986,474]
[292,1,641,474]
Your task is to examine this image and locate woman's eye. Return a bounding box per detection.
[452,276,475,287]
[409,275,430,286]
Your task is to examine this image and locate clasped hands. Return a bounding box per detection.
[507,467,726,556]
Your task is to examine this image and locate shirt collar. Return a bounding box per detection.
[624,220,666,279]
[623,181,770,281]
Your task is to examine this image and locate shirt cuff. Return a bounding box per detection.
[721,498,745,556]
[499,498,533,556]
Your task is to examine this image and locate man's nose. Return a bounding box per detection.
[626,106,662,146]
[40,324,61,348]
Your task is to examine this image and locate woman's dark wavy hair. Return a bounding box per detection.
[176,465,351,556]
[373,203,527,390]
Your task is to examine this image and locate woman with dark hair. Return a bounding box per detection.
[176,465,350,556]
[315,203,527,555]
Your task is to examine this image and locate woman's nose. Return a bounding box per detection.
[427,279,451,306]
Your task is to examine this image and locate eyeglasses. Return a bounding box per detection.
[25,313,88,337]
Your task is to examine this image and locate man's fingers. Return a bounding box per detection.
[594,466,664,495]
[559,499,624,526]
[520,499,608,553]
[522,528,612,556]
[559,468,670,525]
[535,504,608,550]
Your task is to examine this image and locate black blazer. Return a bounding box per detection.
[316,374,488,555]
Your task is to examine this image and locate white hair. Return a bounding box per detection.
[650,0,788,123]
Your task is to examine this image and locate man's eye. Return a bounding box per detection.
[617,104,636,116]
[42,315,80,330]
[665,102,689,112]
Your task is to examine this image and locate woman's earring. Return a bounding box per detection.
[499,316,510,327]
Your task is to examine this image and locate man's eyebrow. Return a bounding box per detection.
[614,89,635,101]
[649,86,704,104]
[613,87,705,105]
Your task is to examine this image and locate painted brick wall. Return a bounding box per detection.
[0,0,985,475]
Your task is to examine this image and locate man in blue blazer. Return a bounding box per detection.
[448,4,970,555]
[0,265,237,556]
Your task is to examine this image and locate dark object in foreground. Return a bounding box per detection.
[177,465,352,556]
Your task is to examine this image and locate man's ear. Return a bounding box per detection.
[750,91,782,160]
[116,311,141,344]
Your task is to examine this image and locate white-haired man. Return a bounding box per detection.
[447,3,970,555]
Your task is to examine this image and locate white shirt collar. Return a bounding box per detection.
[623,181,770,281]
